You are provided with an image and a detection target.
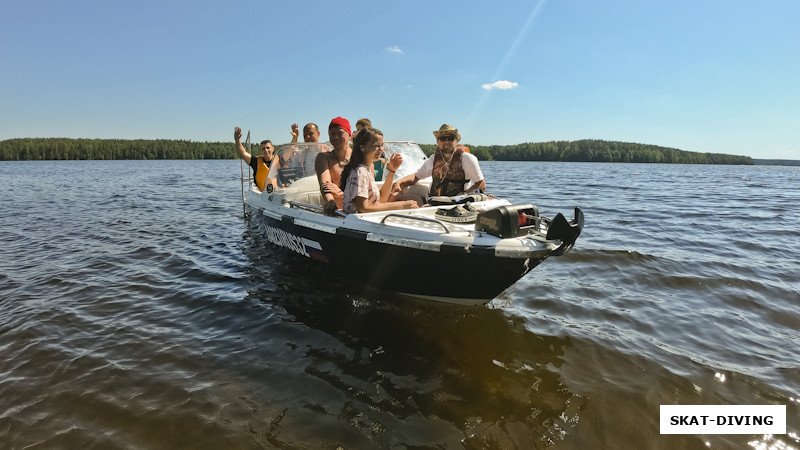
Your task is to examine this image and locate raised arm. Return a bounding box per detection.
[290,123,299,144]
[233,126,253,164]
[379,153,402,202]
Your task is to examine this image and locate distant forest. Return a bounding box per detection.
[752,159,800,166]
[1,137,755,165]
[0,138,232,161]
[422,140,753,165]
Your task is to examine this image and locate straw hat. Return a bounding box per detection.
[432,124,460,141]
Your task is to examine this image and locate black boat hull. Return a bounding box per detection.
[251,208,546,304]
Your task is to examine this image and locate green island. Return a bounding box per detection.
[0,137,764,165]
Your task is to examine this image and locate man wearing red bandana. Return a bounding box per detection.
[315,117,353,215]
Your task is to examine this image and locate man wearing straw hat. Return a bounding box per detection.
[392,124,486,203]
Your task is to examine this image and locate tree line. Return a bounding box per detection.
[2,137,753,165]
[422,140,753,165]
[0,138,234,161]
[479,140,753,164]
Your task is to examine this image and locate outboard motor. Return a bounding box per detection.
[546,207,584,256]
[475,204,540,239]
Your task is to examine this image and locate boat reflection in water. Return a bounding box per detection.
[238,227,584,447]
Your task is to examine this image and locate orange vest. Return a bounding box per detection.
[254,156,270,191]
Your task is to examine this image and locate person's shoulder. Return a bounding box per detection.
[419,155,435,168]
[462,152,480,163]
[357,165,376,182]
[314,150,331,166]
[414,156,434,176]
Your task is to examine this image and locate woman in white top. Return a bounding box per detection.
[340,127,419,214]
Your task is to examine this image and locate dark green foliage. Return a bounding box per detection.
[470,139,753,165]
[753,159,800,166]
[419,144,491,161]
[419,139,752,165]
[419,144,436,157]
[0,137,753,165]
[0,138,238,161]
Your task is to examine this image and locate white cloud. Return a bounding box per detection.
[385,46,404,54]
[481,80,519,90]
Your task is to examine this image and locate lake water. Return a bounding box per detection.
[0,159,798,449]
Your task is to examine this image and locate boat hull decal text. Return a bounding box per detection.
[264,225,327,262]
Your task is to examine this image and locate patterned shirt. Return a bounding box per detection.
[343,165,379,214]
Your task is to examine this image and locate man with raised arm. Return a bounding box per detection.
[233,126,274,191]
[289,123,321,143]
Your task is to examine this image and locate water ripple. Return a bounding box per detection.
[1,160,798,448]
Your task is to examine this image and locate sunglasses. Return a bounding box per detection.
[437,136,456,142]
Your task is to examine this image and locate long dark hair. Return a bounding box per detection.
[340,127,383,190]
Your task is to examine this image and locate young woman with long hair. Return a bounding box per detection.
[340,127,419,214]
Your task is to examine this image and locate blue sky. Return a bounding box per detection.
[1,0,798,159]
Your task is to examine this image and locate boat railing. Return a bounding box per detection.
[287,200,323,213]
[239,131,254,215]
[380,213,451,234]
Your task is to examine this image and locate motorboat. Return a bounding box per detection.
[241,141,583,306]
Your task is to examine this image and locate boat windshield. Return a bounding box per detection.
[266,141,428,189]
[383,141,429,179]
[269,142,332,188]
